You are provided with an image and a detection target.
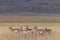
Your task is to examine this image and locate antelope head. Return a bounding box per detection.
[9,26,12,30]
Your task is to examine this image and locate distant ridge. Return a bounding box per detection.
[0,0,60,13]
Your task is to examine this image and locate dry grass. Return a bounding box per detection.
[0,23,60,40]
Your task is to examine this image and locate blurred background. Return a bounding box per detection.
[0,0,60,14]
[0,0,60,23]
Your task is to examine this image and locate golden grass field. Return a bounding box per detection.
[0,14,60,40]
[0,23,60,40]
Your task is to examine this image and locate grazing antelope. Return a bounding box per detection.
[9,26,20,33]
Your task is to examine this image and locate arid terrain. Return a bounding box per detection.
[0,23,60,40]
[0,14,60,23]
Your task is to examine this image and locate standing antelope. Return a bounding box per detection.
[20,26,33,34]
[37,29,45,36]
[26,26,33,34]
[9,26,20,33]
[44,28,52,35]
[32,26,38,33]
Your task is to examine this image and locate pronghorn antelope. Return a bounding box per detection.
[44,28,52,34]
[37,28,52,36]
[20,26,33,34]
[26,26,33,34]
[37,29,45,35]
[32,26,38,32]
[29,26,45,36]
[20,27,27,33]
[9,26,20,33]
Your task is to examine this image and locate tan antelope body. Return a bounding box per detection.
[9,26,52,36]
[9,26,20,33]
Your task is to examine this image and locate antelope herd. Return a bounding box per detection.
[9,26,52,36]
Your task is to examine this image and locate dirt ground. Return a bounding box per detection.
[0,23,60,40]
